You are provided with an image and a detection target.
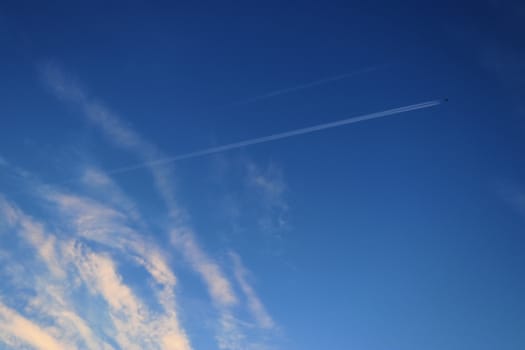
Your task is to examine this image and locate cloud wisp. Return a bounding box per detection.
[41,62,238,305]
[0,179,192,350]
[40,63,276,349]
[0,301,68,350]
[230,252,274,329]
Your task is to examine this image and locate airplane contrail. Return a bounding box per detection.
[107,99,445,175]
[223,65,386,107]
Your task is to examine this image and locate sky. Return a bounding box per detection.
[0,1,524,349]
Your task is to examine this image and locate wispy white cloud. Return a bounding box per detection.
[39,63,280,349]
[246,161,289,236]
[44,186,191,348]
[170,227,237,307]
[216,312,278,350]
[81,167,143,223]
[42,65,244,342]
[65,240,190,350]
[64,242,190,350]
[0,195,65,278]
[216,312,246,350]
[247,163,286,201]
[230,252,274,329]
[0,185,191,350]
[0,196,112,349]
[0,195,19,226]
[26,281,114,350]
[41,63,181,217]
[0,301,68,350]
[79,167,181,295]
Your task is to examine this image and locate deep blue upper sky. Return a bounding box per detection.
[0,1,524,350]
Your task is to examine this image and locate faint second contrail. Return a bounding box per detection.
[224,65,386,107]
[107,99,445,175]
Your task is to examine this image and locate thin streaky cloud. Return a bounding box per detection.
[0,195,115,349]
[223,65,386,107]
[108,99,444,175]
[41,63,243,347]
[1,189,190,350]
[230,252,274,329]
[0,302,68,350]
[170,228,238,307]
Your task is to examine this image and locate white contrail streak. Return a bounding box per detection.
[108,99,444,175]
[224,65,385,107]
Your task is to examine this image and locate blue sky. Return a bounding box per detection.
[0,1,524,349]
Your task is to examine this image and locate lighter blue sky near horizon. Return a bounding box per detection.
[1,1,524,350]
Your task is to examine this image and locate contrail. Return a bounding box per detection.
[107,99,445,175]
[223,65,386,107]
